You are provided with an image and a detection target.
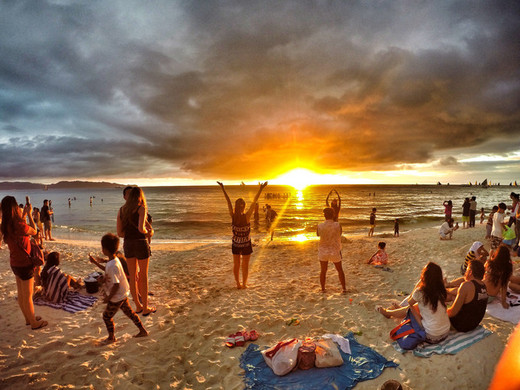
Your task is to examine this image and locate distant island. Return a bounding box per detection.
[0,180,126,190]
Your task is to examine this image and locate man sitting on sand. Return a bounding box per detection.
[317,207,346,293]
[439,218,458,240]
[448,260,488,332]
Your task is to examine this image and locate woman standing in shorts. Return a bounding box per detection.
[1,196,47,329]
[117,187,154,315]
[218,181,267,289]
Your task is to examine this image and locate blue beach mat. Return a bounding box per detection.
[240,333,398,390]
[34,291,98,313]
[392,325,492,358]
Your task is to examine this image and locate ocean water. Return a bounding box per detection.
[1,185,516,244]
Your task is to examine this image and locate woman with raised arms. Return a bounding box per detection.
[218,181,268,289]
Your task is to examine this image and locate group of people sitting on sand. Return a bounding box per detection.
[377,243,519,344]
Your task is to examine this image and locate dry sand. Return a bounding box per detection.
[0,223,517,389]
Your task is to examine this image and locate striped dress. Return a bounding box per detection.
[43,266,69,303]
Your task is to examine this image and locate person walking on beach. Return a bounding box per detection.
[394,219,399,237]
[469,196,477,228]
[317,207,346,293]
[217,181,268,289]
[40,199,55,241]
[326,189,341,222]
[117,187,155,315]
[98,233,148,344]
[462,198,470,229]
[368,208,376,237]
[1,196,47,329]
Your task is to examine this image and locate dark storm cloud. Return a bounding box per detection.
[0,0,519,182]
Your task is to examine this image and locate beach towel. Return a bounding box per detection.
[486,292,520,324]
[392,326,492,357]
[34,291,98,313]
[240,332,398,390]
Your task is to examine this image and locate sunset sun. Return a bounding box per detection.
[274,168,321,190]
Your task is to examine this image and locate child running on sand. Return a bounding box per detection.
[96,233,148,344]
[317,207,346,293]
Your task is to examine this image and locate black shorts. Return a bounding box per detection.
[11,265,35,280]
[124,239,151,260]
[232,243,253,256]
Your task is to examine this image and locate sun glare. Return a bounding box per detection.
[274,168,320,190]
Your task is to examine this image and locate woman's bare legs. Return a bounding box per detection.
[233,254,242,289]
[16,276,45,328]
[126,257,143,312]
[333,261,347,293]
[138,258,153,314]
[510,275,520,293]
[241,255,250,288]
[320,261,328,292]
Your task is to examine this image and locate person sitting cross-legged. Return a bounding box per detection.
[447,260,488,332]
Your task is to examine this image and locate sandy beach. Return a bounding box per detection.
[0,223,517,389]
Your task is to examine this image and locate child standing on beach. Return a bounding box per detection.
[480,208,485,224]
[317,207,346,293]
[394,219,399,237]
[486,206,498,239]
[491,203,507,251]
[97,233,148,344]
[367,242,388,266]
[368,208,376,237]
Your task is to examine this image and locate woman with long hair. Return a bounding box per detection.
[41,252,82,303]
[117,187,154,315]
[218,181,268,289]
[484,244,513,308]
[1,196,47,329]
[377,262,450,343]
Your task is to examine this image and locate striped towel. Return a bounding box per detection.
[43,266,69,303]
[34,291,98,313]
[392,326,492,357]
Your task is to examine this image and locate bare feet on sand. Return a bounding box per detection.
[376,306,392,318]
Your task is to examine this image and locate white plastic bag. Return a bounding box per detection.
[261,339,302,376]
[314,338,343,368]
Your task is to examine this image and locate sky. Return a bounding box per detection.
[0,0,519,186]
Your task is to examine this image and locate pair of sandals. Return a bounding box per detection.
[225,330,259,348]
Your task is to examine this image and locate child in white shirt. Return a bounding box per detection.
[95,233,148,344]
